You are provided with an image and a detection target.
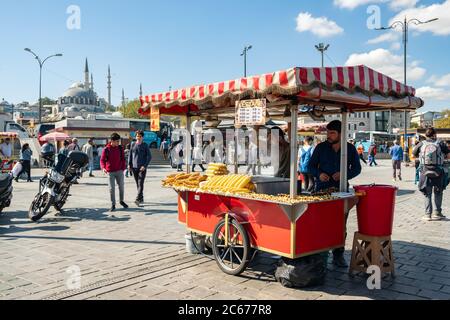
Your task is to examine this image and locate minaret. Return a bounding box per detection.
[139,83,143,97]
[84,58,90,90]
[91,74,94,91]
[107,65,112,109]
[121,89,125,109]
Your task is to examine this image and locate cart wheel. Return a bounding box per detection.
[212,217,250,276]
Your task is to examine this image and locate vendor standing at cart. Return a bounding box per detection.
[0,138,13,159]
[268,127,290,179]
[308,120,362,267]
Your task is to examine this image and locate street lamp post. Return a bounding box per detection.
[241,45,252,77]
[375,17,438,164]
[24,48,63,124]
[315,43,330,68]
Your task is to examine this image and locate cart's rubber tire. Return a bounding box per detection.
[212,218,250,276]
[204,236,213,255]
[28,193,54,222]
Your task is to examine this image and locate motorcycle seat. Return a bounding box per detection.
[0,174,12,189]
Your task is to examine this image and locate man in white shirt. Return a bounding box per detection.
[0,138,13,158]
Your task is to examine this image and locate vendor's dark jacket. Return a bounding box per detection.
[275,142,290,178]
[308,141,361,191]
[129,141,152,170]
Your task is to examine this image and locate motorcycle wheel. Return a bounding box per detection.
[54,187,70,211]
[28,193,54,222]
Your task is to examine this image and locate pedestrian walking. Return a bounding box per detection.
[82,138,95,177]
[172,136,185,172]
[412,128,450,221]
[357,143,367,165]
[128,130,152,206]
[389,140,403,182]
[68,138,81,152]
[368,143,378,166]
[192,139,205,172]
[100,133,128,212]
[16,143,33,182]
[246,137,258,175]
[124,143,131,178]
[160,138,170,160]
[298,136,315,192]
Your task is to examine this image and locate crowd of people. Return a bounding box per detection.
[10,121,450,232]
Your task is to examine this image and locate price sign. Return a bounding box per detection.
[150,105,160,132]
[235,99,266,126]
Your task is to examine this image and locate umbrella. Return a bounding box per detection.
[39,132,72,156]
[39,132,71,142]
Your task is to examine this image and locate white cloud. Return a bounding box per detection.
[295,12,344,37]
[427,73,450,87]
[416,86,450,100]
[389,0,419,11]
[345,48,426,82]
[390,0,450,36]
[367,31,400,44]
[334,0,386,10]
[390,42,402,50]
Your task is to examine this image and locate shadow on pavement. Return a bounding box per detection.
[397,189,416,197]
[54,208,133,222]
[144,209,178,216]
[0,233,184,246]
[209,241,450,300]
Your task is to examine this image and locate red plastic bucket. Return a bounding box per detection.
[353,185,397,237]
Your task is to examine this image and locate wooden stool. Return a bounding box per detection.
[349,232,395,277]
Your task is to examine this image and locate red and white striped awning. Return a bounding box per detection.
[139,65,423,116]
[0,132,18,138]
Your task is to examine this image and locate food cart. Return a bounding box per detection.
[139,66,423,275]
[0,132,19,173]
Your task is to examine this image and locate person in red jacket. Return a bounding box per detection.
[100,133,129,212]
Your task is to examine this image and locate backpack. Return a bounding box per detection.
[175,142,183,157]
[299,147,313,173]
[369,145,377,156]
[104,145,124,162]
[420,141,444,166]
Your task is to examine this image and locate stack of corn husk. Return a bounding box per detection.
[162,173,207,190]
[199,174,255,194]
[205,163,229,177]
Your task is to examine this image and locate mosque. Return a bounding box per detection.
[47,59,110,120]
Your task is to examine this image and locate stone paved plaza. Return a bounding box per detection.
[0,158,449,300]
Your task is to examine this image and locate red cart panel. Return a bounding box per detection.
[295,200,345,256]
[185,192,229,235]
[228,197,292,257]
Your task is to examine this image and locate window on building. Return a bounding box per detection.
[354,124,357,130]
[359,122,365,127]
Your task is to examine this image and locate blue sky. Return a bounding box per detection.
[0,0,449,112]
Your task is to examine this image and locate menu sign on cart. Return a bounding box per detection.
[150,105,160,132]
[235,99,267,126]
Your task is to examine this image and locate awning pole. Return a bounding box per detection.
[340,110,348,192]
[186,115,191,174]
[290,104,298,198]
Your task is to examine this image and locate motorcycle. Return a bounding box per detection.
[29,151,89,222]
[0,173,13,214]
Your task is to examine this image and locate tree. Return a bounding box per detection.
[434,109,450,129]
[40,97,56,105]
[410,122,419,129]
[119,99,146,119]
